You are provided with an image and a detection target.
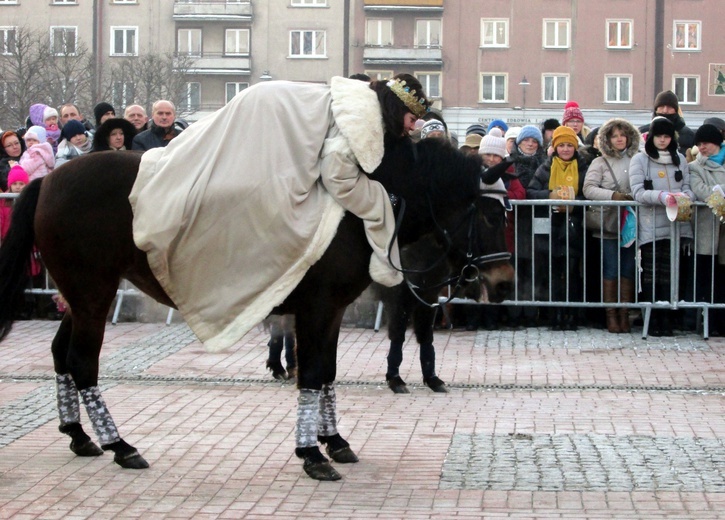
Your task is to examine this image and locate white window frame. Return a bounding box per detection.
[225,28,250,55]
[543,19,570,49]
[606,19,633,49]
[178,28,202,57]
[366,19,393,47]
[673,20,701,51]
[542,74,569,103]
[226,82,249,103]
[291,0,326,6]
[481,18,509,48]
[113,0,137,3]
[289,30,326,58]
[50,26,77,56]
[416,72,441,99]
[110,26,138,57]
[604,74,632,104]
[673,75,699,105]
[364,70,393,81]
[0,27,16,55]
[180,82,201,112]
[415,19,441,49]
[52,0,77,4]
[480,73,507,103]
[0,0,19,4]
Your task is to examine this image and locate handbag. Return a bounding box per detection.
[585,159,623,234]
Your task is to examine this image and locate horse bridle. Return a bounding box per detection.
[387,184,511,308]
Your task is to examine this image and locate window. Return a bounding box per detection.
[178,29,202,57]
[543,19,570,49]
[290,30,326,58]
[417,72,441,99]
[415,19,441,48]
[364,70,393,81]
[605,75,631,103]
[180,82,201,111]
[291,0,326,5]
[607,20,632,49]
[0,27,16,55]
[225,29,249,55]
[674,21,701,51]
[113,0,137,3]
[542,74,568,103]
[52,0,76,4]
[366,19,392,47]
[226,82,249,103]
[480,73,506,103]
[112,82,135,110]
[111,27,137,56]
[673,76,699,104]
[51,26,77,55]
[481,19,508,48]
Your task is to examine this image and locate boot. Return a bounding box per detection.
[603,279,621,333]
[619,278,634,333]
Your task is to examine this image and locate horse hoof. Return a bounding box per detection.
[327,446,359,464]
[303,459,341,481]
[70,439,103,457]
[387,376,409,394]
[114,450,149,469]
[424,376,448,393]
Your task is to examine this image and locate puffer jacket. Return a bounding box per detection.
[629,151,694,246]
[583,118,641,239]
[689,154,725,255]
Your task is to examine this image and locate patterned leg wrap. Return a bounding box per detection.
[318,384,338,437]
[79,386,121,446]
[296,389,320,448]
[55,374,81,427]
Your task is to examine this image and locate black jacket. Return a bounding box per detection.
[131,121,183,151]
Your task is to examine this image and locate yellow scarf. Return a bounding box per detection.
[548,156,579,195]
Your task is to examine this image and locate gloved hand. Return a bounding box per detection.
[611,192,633,201]
[659,192,676,206]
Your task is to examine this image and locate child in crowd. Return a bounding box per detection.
[19,126,55,180]
[55,120,93,167]
[28,103,61,153]
[0,164,30,240]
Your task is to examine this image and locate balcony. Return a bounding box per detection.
[363,46,442,66]
[173,0,253,22]
[364,0,443,12]
[175,53,251,75]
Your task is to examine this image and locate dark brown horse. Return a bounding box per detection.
[0,137,514,481]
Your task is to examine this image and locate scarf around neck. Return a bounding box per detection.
[549,156,579,196]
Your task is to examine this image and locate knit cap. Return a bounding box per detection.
[504,127,521,142]
[43,106,58,122]
[61,119,86,141]
[516,125,543,146]
[487,119,509,134]
[28,104,49,126]
[24,125,47,144]
[479,134,507,158]
[654,90,679,113]
[420,119,446,139]
[93,102,116,126]
[703,117,725,133]
[551,126,579,149]
[465,123,487,137]
[694,124,724,147]
[7,164,29,186]
[562,101,584,124]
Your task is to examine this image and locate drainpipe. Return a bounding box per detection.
[653,0,664,96]
[343,0,350,77]
[92,0,104,101]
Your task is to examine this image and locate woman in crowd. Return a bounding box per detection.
[0,131,26,191]
[55,120,93,167]
[92,118,137,152]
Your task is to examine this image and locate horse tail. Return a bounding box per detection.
[0,178,42,342]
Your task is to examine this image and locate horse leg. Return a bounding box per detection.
[282,314,297,380]
[317,383,358,463]
[51,314,103,457]
[413,305,447,393]
[265,319,287,380]
[385,285,410,394]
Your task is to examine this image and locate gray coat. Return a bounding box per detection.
[629,151,693,246]
[689,155,725,256]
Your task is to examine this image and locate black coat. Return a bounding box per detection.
[91,118,137,152]
[131,121,184,151]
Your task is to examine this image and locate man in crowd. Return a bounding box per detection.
[124,104,149,132]
[132,100,182,151]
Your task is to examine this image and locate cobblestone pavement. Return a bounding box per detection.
[0,320,723,519]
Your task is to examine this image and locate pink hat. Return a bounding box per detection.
[562,101,584,124]
[7,164,29,186]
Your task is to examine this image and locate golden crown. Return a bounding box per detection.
[386,78,429,118]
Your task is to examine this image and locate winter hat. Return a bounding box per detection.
[420,119,446,139]
[562,101,584,124]
[487,127,504,138]
[93,102,116,126]
[551,125,579,150]
[479,133,507,158]
[648,116,676,139]
[516,125,544,147]
[28,103,49,126]
[461,133,482,149]
[703,117,725,134]
[487,119,509,134]
[694,124,724,147]
[653,90,679,113]
[541,118,561,133]
[60,119,86,141]
[24,125,47,144]
[466,123,487,137]
[6,164,29,186]
[43,106,58,123]
[504,127,521,142]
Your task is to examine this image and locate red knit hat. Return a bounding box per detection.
[562,101,584,124]
[7,164,29,186]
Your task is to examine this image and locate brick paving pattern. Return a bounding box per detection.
[0,320,722,519]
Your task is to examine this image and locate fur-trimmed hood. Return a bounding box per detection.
[92,118,137,151]
[330,76,384,173]
[596,118,641,158]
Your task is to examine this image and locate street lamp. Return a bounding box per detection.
[518,76,530,117]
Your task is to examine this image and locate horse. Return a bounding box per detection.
[0,137,515,481]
